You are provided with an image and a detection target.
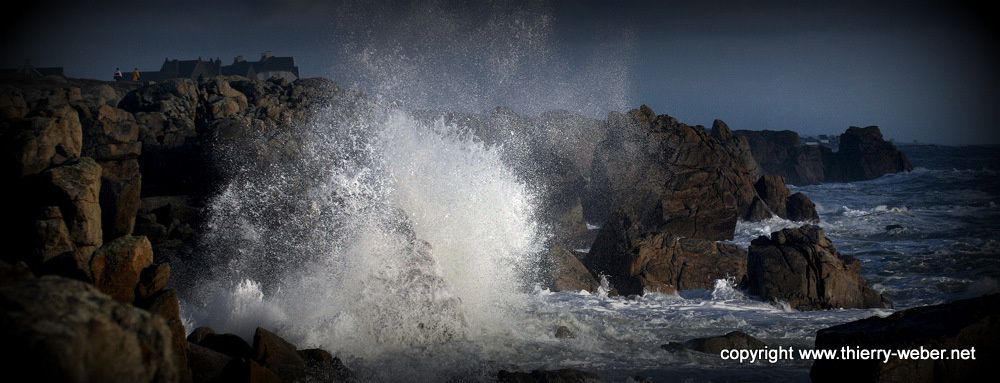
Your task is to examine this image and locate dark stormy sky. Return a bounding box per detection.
[3,0,998,145]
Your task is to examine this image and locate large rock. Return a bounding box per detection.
[827,126,913,182]
[251,327,307,382]
[0,275,179,383]
[785,192,819,222]
[747,225,889,310]
[587,211,747,296]
[0,105,82,177]
[587,106,760,241]
[663,331,769,354]
[811,294,999,383]
[547,247,599,293]
[90,235,154,303]
[42,157,103,260]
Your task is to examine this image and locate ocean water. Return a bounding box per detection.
[178,101,999,383]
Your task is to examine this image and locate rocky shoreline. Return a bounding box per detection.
[2,74,981,383]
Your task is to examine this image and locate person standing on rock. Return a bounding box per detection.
[113,68,123,81]
[131,68,140,82]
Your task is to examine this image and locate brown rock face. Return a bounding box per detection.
[547,247,599,293]
[99,158,142,238]
[785,192,819,222]
[1,105,82,177]
[588,106,760,241]
[90,235,154,303]
[811,294,1000,383]
[587,211,747,296]
[0,276,179,383]
[42,157,103,260]
[753,175,790,218]
[747,225,889,310]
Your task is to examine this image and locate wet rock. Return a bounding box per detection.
[187,327,216,344]
[197,333,252,359]
[682,331,768,354]
[90,235,154,303]
[187,342,233,383]
[885,224,904,231]
[224,359,283,383]
[497,368,602,383]
[547,246,599,292]
[251,327,307,382]
[587,106,760,241]
[747,225,889,310]
[0,276,179,383]
[745,196,773,221]
[827,126,913,182]
[555,326,575,339]
[587,211,747,296]
[785,192,819,222]
[811,293,1000,383]
[298,348,353,382]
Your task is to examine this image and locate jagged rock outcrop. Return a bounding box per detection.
[0,275,180,383]
[811,293,999,383]
[826,126,914,182]
[586,211,747,296]
[747,225,889,310]
[736,126,912,185]
[587,106,761,241]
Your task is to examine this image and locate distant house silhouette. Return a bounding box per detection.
[138,52,299,82]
